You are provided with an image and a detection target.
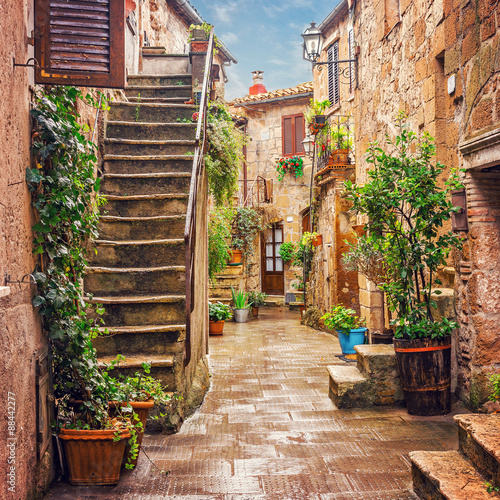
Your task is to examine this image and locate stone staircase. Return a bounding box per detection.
[411,414,500,499]
[86,73,197,392]
[209,265,242,304]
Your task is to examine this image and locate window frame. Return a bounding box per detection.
[281,113,305,157]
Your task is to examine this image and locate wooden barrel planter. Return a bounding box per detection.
[393,336,451,416]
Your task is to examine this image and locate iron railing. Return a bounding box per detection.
[314,114,354,171]
[237,176,273,207]
[184,30,214,366]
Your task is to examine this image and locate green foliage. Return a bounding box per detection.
[231,206,265,268]
[485,482,500,493]
[205,102,246,206]
[209,301,233,322]
[231,287,252,309]
[305,99,331,121]
[488,373,500,402]
[275,156,304,181]
[187,22,221,49]
[208,206,234,281]
[247,291,268,307]
[321,305,365,335]
[278,241,296,262]
[293,233,315,272]
[135,92,141,122]
[344,114,463,339]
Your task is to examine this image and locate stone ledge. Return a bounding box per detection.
[355,344,397,376]
[0,286,11,298]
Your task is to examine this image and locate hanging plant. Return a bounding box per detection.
[275,156,304,182]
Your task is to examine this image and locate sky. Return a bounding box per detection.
[190,0,342,100]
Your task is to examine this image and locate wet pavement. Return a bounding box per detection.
[46,307,461,499]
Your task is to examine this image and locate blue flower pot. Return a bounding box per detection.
[337,328,367,355]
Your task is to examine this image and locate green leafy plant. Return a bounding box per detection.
[231,206,265,269]
[209,301,233,322]
[278,241,296,262]
[135,92,141,122]
[208,206,234,281]
[485,482,500,493]
[247,291,268,307]
[205,102,246,206]
[488,373,500,403]
[344,114,463,339]
[304,99,331,122]
[275,156,304,182]
[321,305,365,335]
[187,22,221,50]
[231,287,253,309]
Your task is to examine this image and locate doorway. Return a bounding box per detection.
[261,224,284,295]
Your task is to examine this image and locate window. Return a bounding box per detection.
[328,41,340,106]
[282,114,305,156]
[34,0,126,88]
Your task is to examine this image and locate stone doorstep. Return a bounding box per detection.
[354,343,398,376]
[455,414,500,485]
[410,450,493,500]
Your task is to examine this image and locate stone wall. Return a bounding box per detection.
[229,97,312,295]
[0,1,53,498]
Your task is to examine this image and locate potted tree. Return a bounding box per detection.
[209,301,232,334]
[344,115,462,415]
[247,291,268,318]
[231,287,253,323]
[321,305,367,355]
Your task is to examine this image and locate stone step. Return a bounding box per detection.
[106,121,196,141]
[217,265,244,276]
[88,295,186,327]
[108,102,195,123]
[127,74,192,86]
[93,324,186,357]
[98,215,185,241]
[327,365,368,409]
[125,85,192,100]
[101,194,188,217]
[141,53,189,75]
[209,275,241,287]
[355,344,397,377]
[100,172,191,196]
[104,138,196,156]
[103,156,193,175]
[264,296,286,307]
[98,354,177,390]
[90,239,185,268]
[126,96,190,105]
[455,414,500,486]
[410,450,492,500]
[85,266,186,297]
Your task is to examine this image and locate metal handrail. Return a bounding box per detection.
[184,30,214,367]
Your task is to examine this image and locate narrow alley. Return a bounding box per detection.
[46,308,460,499]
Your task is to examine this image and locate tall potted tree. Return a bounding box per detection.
[344,115,462,416]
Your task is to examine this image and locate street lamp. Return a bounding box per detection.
[302,134,314,157]
[301,22,324,63]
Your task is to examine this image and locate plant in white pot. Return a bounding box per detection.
[231,287,253,323]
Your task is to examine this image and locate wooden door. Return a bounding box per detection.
[262,224,284,295]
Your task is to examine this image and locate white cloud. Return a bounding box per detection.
[220,31,239,45]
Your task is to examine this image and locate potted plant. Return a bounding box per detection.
[247,291,268,318]
[321,305,367,355]
[231,287,253,323]
[275,156,304,182]
[305,99,331,134]
[231,207,265,271]
[227,247,243,266]
[329,123,353,165]
[278,241,296,263]
[344,115,463,415]
[209,301,232,334]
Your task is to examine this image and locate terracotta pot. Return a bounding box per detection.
[252,306,259,318]
[59,427,130,485]
[227,248,242,266]
[191,41,209,52]
[299,304,306,316]
[209,320,225,335]
[352,224,366,237]
[125,0,136,17]
[109,400,154,468]
[312,234,323,247]
[308,122,326,135]
[329,149,350,165]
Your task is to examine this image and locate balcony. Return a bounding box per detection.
[237,176,273,207]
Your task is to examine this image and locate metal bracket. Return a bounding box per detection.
[4,273,37,286]
[13,57,41,69]
[313,58,358,89]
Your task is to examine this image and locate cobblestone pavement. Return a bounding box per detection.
[46,308,462,499]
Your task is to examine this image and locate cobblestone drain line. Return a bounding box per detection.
[46,308,459,499]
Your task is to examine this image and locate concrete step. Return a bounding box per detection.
[125,85,192,100]
[141,53,189,75]
[98,215,185,241]
[103,156,193,175]
[455,414,500,486]
[98,354,177,390]
[85,266,186,297]
[101,194,188,217]
[127,74,192,87]
[104,138,196,156]
[106,121,196,141]
[88,295,186,327]
[100,172,191,196]
[108,102,196,123]
[93,324,186,357]
[90,239,185,268]
[410,450,492,500]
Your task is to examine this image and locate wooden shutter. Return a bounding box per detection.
[282,116,293,155]
[34,0,125,88]
[294,115,304,154]
[328,41,340,105]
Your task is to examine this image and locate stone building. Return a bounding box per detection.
[309,0,500,403]
[228,74,314,299]
[0,0,232,496]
